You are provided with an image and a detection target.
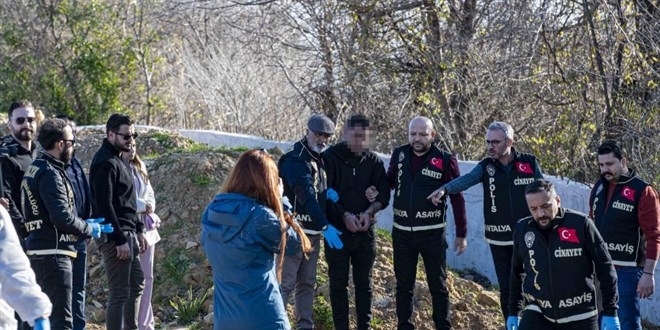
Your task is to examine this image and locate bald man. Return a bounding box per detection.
[385,116,467,330]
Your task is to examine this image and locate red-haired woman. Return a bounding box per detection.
[201,149,312,330]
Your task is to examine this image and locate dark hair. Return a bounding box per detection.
[346,114,369,128]
[37,118,69,150]
[597,140,625,160]
[106,114,134,133]
[525,178,557,197]
[8,100,33,117]
[55,114,75,122]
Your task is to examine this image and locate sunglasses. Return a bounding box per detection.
[15,117,36,125]
[62,139,76,146]
[114,131,138,141]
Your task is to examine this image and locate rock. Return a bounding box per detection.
[204,312,214,324]
[92,300,104,308]
[186,241,198,249]
[476,291,500,307]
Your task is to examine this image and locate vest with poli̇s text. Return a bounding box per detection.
[479,151,539,245]
[392,145,452,229]
[590,171,647,267]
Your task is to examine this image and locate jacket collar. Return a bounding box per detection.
[101,138,122,158]
[300,137,321,160]
[600,168,637,185]
[39,151,66,170]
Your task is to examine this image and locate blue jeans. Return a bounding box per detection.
[29,254,74,330]
[72,240,87,330]
[616,267,642,330]
[393,228,450,330]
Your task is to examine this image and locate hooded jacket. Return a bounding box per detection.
[201,193,301,330]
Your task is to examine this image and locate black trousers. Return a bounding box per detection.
[325,228,376,330]
[393,228,450,330]
[519,309,598,330]
[489,244,513,321]
[29,254,74,330]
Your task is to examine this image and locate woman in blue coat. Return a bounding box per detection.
[201,149,312,330]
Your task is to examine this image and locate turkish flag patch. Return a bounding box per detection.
[430,157,443,170]
[621,186,636,202]
[558,227,580,244]
[515,161,534,174]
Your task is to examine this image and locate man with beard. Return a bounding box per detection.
[278,114,343,330]
[0,100,38,244]
[507,179,620,330]
[56,114,93,330]
[427,121,543,322]
[589,140,660,330]
[90,114,147,330]
[385,116,467,330]
[21,118,112,329]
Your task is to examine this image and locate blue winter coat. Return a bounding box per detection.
[201,193,301,330]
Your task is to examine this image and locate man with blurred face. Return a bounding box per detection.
[385,116,467,329]
[589,140,660,330]
[323,114,390,329]
[508,179,620,330]
[278,114,344,330]
[90,114,146,330]
[0,100,38,244]
[426,121,543,322]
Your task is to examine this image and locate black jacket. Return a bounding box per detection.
[90,139,141,245]
[22,152,94,256]
[278,138,330,234]
[66,155,93,219]
[479,148,541,245]
[0,135,37,239]
[509,208,618,323]
[322,143,390,232]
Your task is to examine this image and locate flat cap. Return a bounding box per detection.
[307,114,335,135]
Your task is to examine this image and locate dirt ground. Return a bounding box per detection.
[72,127,658,330]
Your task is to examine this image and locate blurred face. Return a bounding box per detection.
[8,107,37,142]
[59,125,75,164]
[305,129,332,153]
[485,129,512,161]
[526,190,560,230]
[109,124,136,152]
[344,125,371,154]
[408,119,435,155]
[598,153,627,183]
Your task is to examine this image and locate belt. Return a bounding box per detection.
[393,222,446,232]
[27,249,77,258]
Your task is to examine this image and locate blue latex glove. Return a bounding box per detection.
[86,218,113,238]
[326,188,339,203]
[506,316,519,330]
[322,224,343,249]
[601,316,621,330]
[34,317,50,330]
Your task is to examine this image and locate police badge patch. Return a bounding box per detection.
[398,151,405,162]
[524,231,535,248]
[486,164,496,177]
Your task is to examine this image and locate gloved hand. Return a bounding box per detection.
[506,316,519,330]
[34,317,50,330]
[322,224,343,249]
[601,316,621,330]
[326,188,339,203]
[86,218,114,238]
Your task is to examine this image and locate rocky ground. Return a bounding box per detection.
[70,127,658,330]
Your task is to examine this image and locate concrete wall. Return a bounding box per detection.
[170,129,659,324]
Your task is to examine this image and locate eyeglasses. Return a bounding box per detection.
[486,139,508,146]
[114,131,138,141]
[15,117,36,125]
[62,139,76,146]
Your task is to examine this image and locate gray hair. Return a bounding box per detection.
[487,121,514,140]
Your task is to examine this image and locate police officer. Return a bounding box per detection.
[507,179,620,330]
[589,140,660,330]
[427,121,542,321]
[386,116,467,330]
[277,114,343,330]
